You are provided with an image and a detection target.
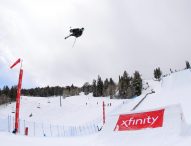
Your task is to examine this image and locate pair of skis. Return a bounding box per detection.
[65,35,77,48]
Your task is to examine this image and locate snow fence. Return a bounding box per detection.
[0,116,102,137]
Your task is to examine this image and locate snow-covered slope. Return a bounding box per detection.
[96,69,191,146]
[0,93,123,125]
[137,69,191,123]
[0,69,191,146]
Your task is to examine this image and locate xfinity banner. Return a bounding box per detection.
[114,109,165,131]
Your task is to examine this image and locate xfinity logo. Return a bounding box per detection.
[121,116,159,127]
[114,109,164,131]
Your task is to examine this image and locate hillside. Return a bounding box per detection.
[0,69,191,146]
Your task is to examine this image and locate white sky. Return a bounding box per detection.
[0,0,191,88]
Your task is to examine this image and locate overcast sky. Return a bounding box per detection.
[0,0,191,88]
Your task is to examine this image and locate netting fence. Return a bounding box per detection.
[0,115,102,137]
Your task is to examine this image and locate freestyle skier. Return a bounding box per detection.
[65,27,84,39]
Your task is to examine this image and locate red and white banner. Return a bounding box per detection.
[10,58,21,69]
[9,58,23,133]
[114,109,165,131]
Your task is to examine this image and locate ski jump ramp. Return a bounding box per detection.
[95,104,186,146]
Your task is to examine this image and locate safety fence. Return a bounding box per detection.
[0,115,102,137]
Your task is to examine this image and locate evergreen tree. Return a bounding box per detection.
[0,86,15,105]
[154,67,162,81]
[2,86,10,96]
[103,78,109,96]
[46,86,50,96]
[186,61,191,69]
[63,86,70,97]
[9,86,17,101]
[22,86,66,97]
[82,82,90,95]
[92,80,97,97]
[132,71,142,96]
[118,76,122,97]
[108,78,116,98]
[97,75,103,97]
[119,71,131,98]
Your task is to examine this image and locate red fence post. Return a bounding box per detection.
[103,101,105,125]
[25,127,28,136]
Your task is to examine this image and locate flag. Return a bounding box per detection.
[10,58,21,69]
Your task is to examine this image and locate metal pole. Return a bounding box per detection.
[60,96,62,107]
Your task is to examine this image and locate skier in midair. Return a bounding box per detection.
[65,27,84,39]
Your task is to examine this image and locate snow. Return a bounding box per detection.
[0,93,122,125]
[97,104,187,146]
[0,132,98,146]
[0,69,191,145]
[137,69,191,123]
